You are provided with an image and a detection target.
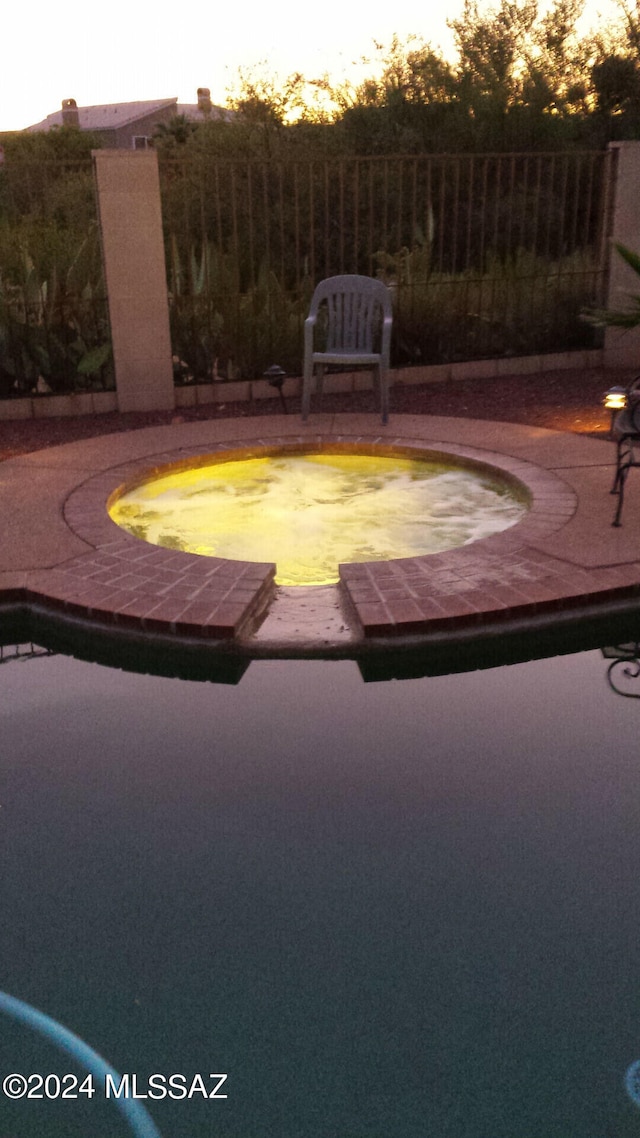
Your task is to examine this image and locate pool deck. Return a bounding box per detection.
[2,411,640,658]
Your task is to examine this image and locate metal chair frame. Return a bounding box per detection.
[301,275,393,424]
[611,375,640,526]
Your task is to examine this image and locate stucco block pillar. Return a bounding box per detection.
[93,150,174,412]
[604,141,640,369]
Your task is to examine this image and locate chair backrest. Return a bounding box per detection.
[308,275,392,355]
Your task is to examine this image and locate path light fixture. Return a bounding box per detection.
[604,386,627,432]
[263,365,288,413]
[604,377,640,524]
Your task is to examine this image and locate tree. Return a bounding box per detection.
[152,114,198,150]
[325,36,463,153]
[527,0,590,112]
[224,66,312,155]
[448,0,539,115]
[0,124,103,162]
[351,35,458,108]
[227,66,312,124]
[591,54,640,113]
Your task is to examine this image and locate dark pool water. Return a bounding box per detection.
[1,644,640,1137]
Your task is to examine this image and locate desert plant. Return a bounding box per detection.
[387,246,600,364]
[167,239,311,381]
[0,225,113,396]
[582,243,640,329]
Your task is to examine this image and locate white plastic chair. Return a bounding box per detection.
[301,275,393,423]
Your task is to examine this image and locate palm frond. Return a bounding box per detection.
[615,243,640,278]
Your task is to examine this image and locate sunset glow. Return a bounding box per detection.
[1,0,622,133]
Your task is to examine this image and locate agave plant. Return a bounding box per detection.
[583,243,640,329]
[167,238,310,381]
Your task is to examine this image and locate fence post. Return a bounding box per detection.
[93,150,174,412]
[604,141,640,370]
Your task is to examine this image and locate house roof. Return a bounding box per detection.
[27,99,178,133]
[27,97,233,133]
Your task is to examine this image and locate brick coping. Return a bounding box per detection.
[35,432,573,643]
[3,416,640,660]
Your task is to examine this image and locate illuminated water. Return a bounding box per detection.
[2,639,640,1137]
[109,452,526,585]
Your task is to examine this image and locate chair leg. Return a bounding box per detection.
[379,366,389,425]
[611,440,625,494]
[301,361,313,421]
[612,435,639,524]
[611,467,622,495]
[613,463,630,526]
[372,364,389,424]
[316,365,325,408]
[301,365,325,420]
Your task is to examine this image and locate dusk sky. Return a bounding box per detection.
[1,0,622,133]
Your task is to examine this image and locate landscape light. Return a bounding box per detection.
[263,364,288,413]
[604,386,628,434]
[603,387,628,412]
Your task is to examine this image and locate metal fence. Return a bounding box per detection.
[0,158,113,399]
[160,149,615,381]
[0,148,616,399]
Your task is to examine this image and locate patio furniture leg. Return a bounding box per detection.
[613,464,630,526]
[611,443,623,495]
[301,359,313,421]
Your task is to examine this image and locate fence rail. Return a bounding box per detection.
[160,149,614,381]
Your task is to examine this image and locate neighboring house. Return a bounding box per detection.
[26,89,232,148]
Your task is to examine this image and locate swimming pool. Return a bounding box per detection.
[1,639,640,1138]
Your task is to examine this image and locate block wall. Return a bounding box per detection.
[93,150,174,412]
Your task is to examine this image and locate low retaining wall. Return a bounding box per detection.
[0,348,604,421]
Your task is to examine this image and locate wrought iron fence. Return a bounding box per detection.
[0,149,616,398]
[160,149,615,382]
[0,158,113,399]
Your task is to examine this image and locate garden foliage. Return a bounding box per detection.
[0,133,113,398]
